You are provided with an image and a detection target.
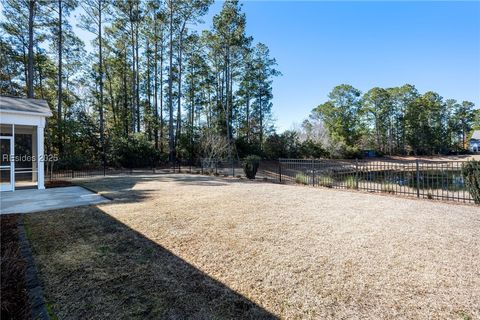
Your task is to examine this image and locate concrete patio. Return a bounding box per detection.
[0,186,110,214]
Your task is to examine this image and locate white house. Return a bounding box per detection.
[0,96,52,191]
[470,130,480,153]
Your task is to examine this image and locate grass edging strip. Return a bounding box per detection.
[17,215,50,320]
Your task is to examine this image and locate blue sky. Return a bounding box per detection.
[219,0,480,131]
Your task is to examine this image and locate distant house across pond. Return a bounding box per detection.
[470,130,480,153]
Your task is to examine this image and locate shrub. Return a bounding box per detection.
[299,139,328,159]
[344,175,357,189]
[318,175,333,188]
[110,133,160,168]
[295,173,309,185]
[56,151,93,170]
[236,136,263,159]
[462,160,480,204]
[243,155,261,179]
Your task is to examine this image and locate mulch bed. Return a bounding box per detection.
[1,215,31,319]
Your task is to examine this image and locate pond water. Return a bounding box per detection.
[328,169,466,191]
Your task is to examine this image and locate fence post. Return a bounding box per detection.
[279,161,282,183]
[215,161,218,175]
[355,158,359,190]
[71,170,74,179]
[311,159,315,186]
[232,158,235,177]
[416,159,420,198]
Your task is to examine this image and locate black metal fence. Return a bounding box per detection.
[197,158,242,176]
[45,158,475,204]
[46,167,160,181]
[277,158,474,203]
[45,159,243,181]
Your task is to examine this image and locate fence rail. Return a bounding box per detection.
[46,167,158,181]
[277,158,474,203]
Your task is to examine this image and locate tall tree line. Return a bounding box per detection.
[0,0,280,167]
[312,84,478,156]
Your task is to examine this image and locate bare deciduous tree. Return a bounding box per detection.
[200,130,229,171]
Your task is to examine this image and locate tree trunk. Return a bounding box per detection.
[122,47,129,137]
[135,3,140,133]
[129,6,136,133]
[246,93,250,143]
[57,0,63,153]
[374,113,380,153]
[105,67,116,126]
[259,93,263,149]
[207,81,211,129]
[160,27,164,154]
[98,0,105,168]
[154,16,159,150]
[225,49,232,162]
[27,0,35,98]
[228,65,234,139]
[146,39,152,140]
[176,25,185,145]
[190,65,194,164]
[168,0,175,163]
[37,54,44,99]
[22,44,28,93]
[225,50,230,140]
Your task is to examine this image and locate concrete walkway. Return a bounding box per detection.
[0,186,110,214]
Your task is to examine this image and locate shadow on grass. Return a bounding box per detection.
[25,207,277,319]
[76,173,242,203]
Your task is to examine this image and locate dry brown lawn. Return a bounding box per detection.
[26,174,480,319]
